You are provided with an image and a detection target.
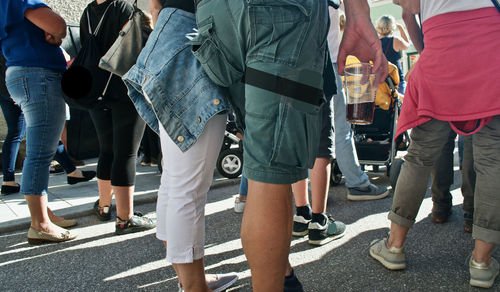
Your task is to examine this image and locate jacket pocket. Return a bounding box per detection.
[190,17,243,87]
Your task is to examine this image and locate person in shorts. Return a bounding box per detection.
[191,0,388,289]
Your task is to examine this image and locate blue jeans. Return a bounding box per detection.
[5,66,66,195]
[332,64,370,188]
[239,169,248,196]
[398,80,406,95]
[54,140,76,174]
[0,94,25,181]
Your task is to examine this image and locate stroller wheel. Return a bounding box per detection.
[216,149,243,179]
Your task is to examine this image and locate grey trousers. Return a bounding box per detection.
[389,116,500,244]
[461,135,476,215]
[431,132,475,215]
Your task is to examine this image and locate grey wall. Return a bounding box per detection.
[44,0,150,23]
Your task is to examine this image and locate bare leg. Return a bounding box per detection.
[241,180,293,291]
[25,195,66,235]
[47,207,64,222]
[173,259,211,292]
[2,181,19,186]
[472,240,495,264]
[97,179,113,207]
[387,222,409,248]
[310,157,331,214]
[66,169,85,178]
[291,179,309,207]
[113,185,134,220]
[285,261,293,276]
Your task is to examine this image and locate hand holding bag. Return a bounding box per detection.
[98,0,143,77]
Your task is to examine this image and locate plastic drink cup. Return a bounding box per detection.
[344,63,376,124]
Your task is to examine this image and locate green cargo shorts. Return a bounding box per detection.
[191,0,329,184]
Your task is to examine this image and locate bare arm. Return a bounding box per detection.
[24,7,66,46]
[338,0,388,85]
[393,24,410,52]
[149,0,163,27]
[402,10,423,53]
[396,23,409,43]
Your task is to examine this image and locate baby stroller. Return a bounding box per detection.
[342,60,409,188]
[216,120,243,179]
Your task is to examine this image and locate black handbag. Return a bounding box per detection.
[61,6,113,110]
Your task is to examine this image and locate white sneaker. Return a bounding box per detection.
[234,196,246,213]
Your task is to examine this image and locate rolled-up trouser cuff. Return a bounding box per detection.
[388,211,415,229]
[473,225,500,245]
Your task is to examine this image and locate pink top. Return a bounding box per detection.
[396,7,500,138]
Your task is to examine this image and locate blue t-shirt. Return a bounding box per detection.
[0,0,66,72]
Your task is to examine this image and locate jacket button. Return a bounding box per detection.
[196,117,201,123]
[177,136,184,142]
[213,98,220,105]
[142,76,147,83]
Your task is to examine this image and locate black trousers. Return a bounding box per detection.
[89,98,145,186]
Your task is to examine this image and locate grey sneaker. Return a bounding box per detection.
[208,273,239,292]
[177,273,239,292]
[347,184,389,201]
[470,257,499,288]
[369,238,406,270]
[293,214,311,237]
[308,214,346,246]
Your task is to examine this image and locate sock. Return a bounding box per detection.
[312,212,327,226]
[296,204,312,220]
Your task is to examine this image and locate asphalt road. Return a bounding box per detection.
[1,169,499,291]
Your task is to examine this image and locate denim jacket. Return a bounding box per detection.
[122,8,228,152]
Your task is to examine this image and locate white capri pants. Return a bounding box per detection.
[156,113,227,263]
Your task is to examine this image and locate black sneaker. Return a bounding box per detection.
[115,212,156,235]
[292,214,311,237]
[93,199,111,221]
[308,213,346,246]
[284,269,304,292]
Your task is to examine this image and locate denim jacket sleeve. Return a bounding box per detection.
[123,8,228,152]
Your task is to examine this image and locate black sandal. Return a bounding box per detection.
[93,199,111,221]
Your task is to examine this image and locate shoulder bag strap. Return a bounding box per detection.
[68,26,79,55]
[491,0,500,13]
[88,2,114,36]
